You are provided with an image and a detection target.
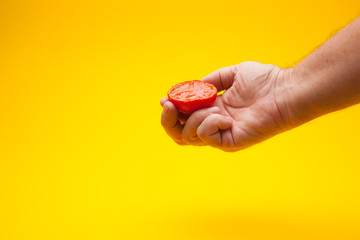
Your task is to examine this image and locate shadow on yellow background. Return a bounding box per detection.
[1,0,360,239]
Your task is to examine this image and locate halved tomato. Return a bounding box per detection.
[167,80,218,114]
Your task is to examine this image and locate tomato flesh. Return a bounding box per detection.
[168,80,217,114]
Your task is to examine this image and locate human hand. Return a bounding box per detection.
[160,61,292,152]
[162,18,360,152]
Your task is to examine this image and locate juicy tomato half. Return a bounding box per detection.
[167,80,218,114]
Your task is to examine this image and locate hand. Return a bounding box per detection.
[161,18,360,152]
[160,61,291,152]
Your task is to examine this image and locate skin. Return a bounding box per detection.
[160,17,360,152]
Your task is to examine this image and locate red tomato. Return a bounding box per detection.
[167,80,218,114]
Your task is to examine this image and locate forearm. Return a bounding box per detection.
[281,17,360,126]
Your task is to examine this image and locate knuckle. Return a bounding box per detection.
[161,115,177,128]
[160,117,168,127]
[189,110,203,120]
[240,60,255,65]
[207,114,218,122]
[196,128,206,139]
[174,139,187,146]
[181,129,197,144]
[160,120,166,127]
[220,148,238,152]
[181,130,190,143]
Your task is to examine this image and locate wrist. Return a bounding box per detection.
[274,66,317,129]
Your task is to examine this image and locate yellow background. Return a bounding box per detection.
[1,0,360,239]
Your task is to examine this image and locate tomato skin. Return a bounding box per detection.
[167,80,218,114]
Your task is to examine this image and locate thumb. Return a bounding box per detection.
[201,65,237,92]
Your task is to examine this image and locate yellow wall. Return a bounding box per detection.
[1,0,360,239]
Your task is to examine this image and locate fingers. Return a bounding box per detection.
[160,97,168,106]
[201,65,237,92]
[182,106,220,145]
[161,101,187,145]
[160,97,189,124]
[161,100,234,149]
[197,114,233,148]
